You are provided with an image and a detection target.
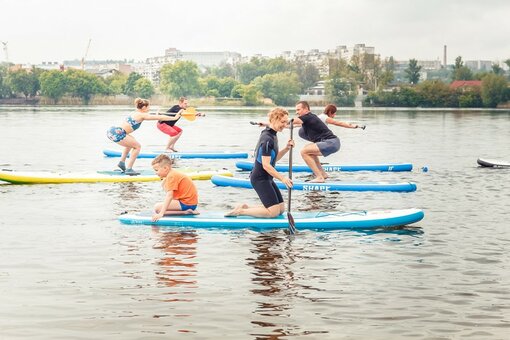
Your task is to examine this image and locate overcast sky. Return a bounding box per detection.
[1,0,509,64]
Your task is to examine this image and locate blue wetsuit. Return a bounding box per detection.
[250,127,284,208]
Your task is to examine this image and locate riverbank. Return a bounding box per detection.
[1,95,509,108]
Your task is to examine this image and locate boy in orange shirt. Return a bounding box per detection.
[151,154,199,221]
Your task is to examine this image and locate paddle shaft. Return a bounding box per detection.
[287,119,297,234]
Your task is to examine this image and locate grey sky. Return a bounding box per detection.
[1,0,509,64]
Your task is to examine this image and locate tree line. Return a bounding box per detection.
[1,55,509,107]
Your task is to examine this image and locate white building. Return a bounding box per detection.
[139,48,241,83]
[465,60,493,71]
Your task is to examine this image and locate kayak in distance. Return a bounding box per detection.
[211,175,417,192]
[235,160,413,172]
[0,169,233,184]
[119,208,425,230]
[477,158,510,168]
[102,149,249,159]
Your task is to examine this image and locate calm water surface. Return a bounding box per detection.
[1,105,509,339]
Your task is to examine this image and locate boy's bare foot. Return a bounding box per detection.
[185,209,200,215]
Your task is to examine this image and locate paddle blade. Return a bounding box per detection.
[182,113,196,121]
[287,212,297,234]
[181,107,197,121]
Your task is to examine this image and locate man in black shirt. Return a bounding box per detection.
[157,97,188,152]
[293,101,340,183]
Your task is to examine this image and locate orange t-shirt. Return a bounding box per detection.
[163,170,198,205]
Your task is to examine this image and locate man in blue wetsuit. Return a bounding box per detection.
[225,108,294,218]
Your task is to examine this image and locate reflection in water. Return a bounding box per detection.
[247,232,328,339]
[107,182,155,214]
[298,191,342,211]
[152,228,198,302]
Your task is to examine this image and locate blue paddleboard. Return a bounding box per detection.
[211,175,417,192]
[236,160,413,172]
[103,149,249,159]
[119,209,424,230]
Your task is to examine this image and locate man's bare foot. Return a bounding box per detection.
[308,178,326,183]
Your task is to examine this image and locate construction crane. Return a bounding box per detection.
[80,38,91,70]
[1,41,8,63]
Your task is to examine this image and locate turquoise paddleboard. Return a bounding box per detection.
[119,209,424,230]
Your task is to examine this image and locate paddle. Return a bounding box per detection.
[287,119,297,234]
[180,107,198,122]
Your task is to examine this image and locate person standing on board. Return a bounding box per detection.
[316,104,364,130]
[293,101,360,183]
[107,98,175,175]
[157,96,189,152]
[225,107,294,218]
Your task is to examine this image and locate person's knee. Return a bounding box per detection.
[267,206,283,218]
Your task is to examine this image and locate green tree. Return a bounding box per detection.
[133,77,155,98]
[404,59,422,84]
[0,65,12,98]
[39,70,67,104]
[206,63,236,78]
[416,80,457,107]
[123,72,143,96]
[481,73,508,108]
[160,61,200,98]
[6,69,40,98]
[457,88,482,108]
[240,84,261,106]
[378,56,395,88]
[325,76,356,106]
[65,69,106,104]
[452,56,473,81]
[230,84,261,105]
[491,64,504,75]
[104,72,128,95]
[252,72,301,106]
[295,62,320,91]
[237,57,266,84]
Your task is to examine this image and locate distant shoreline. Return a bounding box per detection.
[1,96,509,109]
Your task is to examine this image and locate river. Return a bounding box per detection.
[1,105,509,339]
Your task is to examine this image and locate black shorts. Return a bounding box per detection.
[250,177,284,208]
